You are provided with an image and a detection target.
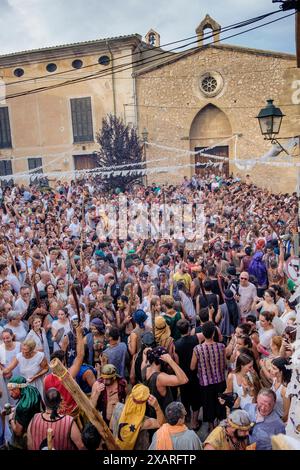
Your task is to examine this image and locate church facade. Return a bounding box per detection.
[135,16,299,193]
[0,15,299,193]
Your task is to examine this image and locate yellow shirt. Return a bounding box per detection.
[204,426,232,450]
[173,272,192,290]
[204,426,256,450]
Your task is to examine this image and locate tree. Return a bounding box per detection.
[95,114,144,191]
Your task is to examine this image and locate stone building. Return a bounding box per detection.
[0,15,299,193]
[0,33,159,184]
[135,15,300,193]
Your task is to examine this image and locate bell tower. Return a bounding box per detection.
[145,29,160,47]
[196,14,221,47]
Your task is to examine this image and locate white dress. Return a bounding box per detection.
[16,351,46,397]
[51,320,71,352]
[271,381,284,418]
[26,328,50,362]
[232,373,253,409]
[0,342,22,403]
[0,342,21,372]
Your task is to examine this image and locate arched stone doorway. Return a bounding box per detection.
[189,104,232,176]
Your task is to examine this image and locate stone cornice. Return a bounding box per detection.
[0,34,142,68]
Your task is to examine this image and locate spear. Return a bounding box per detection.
[47,428,54,450]
[0,233,19,281]
[71,285,81,323]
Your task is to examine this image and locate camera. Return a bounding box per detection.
[3,403,12,415]
[218,392,238,409]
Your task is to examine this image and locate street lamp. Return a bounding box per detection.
[141,128,149,185]
[142,128,149,144]
[257,99,300,256]
[256,99,288,154]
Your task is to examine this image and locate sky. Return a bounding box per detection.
[0,0,296,56]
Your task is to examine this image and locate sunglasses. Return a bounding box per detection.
[240,277,248,280]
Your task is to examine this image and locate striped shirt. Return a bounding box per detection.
[194,342,226,386]
[29,413,76,450]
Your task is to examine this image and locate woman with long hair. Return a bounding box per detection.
[56,277,68,306]
[259,335,283,387]
[45,283,57,306]
[0,328,21,406]
[254,311,276,357]
[269,357,291,422]
[252,289,279,317]
[26,314,50,362]
[223,353,260,410]
[51,308,71,352]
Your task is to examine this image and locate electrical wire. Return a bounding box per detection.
[2,9,283,88]
[3,10,295,101]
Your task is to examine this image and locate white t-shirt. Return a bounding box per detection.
[238,283,257,318]
[257,322,276,352]
[14,297,29,317]
[144,264,160,281]
[69,222,81,237]
[9,322,28,342]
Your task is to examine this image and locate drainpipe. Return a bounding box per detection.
[106,40,117,116]
[133,73,139,130]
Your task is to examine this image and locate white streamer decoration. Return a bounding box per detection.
[0,134,298,182]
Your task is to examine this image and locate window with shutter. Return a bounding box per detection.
[0,107,12,149]
[0,159,13,187]
[70,97,94,143]
[28,157,43,184]
[28,157,43,173]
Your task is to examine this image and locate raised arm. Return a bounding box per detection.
[157,353,188,387]
[69,325,84,378]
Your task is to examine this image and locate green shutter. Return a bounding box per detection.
[71,97,94,143]
[0,107,12,149]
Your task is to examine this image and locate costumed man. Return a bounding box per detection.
[204,409,255,450]
[90,364,127,425]
[44,324,84,421]
[7,376,43,449]
[27,388,85,450]
[149,401,202,450]
[110,384,165,450]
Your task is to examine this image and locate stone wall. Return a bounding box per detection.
[0,39,139,184]
[136,45,299,193]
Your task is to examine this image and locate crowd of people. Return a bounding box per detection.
[0,171,298,451]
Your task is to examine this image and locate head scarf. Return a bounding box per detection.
[133,309,148,329]
[224,289,239,328]
[100,364,118,380]
[8,376,42,429]
[91,317,105,334]
[155,402,188,450]
[256,238,266,251]
[248,251,268,287]
[221,409,253,431]
[115,384,150,450]
[154,316,171,346]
